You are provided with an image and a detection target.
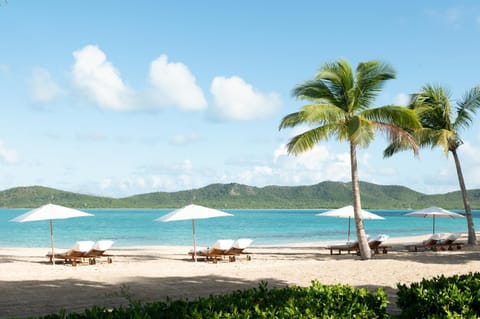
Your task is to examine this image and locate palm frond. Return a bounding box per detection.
[354,61,396,109]
[285,124,338,155]
[278,112,306,130]
[311,59,354,111]
[347,116,375,148]
[383,143,413,158]
[316,59,353,88]
[454,86,480,130]
[374,122,418,156]
[292,78,347,110]
[301,103,345,124]
[293,80,333,101]
[413,84,453,130]
[363,106,421,129]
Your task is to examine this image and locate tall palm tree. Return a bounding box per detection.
[279,59,419,260]
[385,84,480,245]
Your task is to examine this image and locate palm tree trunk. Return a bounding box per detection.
[451,149,477,245]
[350,142,371,259]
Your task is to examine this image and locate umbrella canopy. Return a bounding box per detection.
[10,203,94,264]
[316,205,384,241]
[405,206,464,234]
[155,204,233,261]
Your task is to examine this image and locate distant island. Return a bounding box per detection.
[0,181,478,210]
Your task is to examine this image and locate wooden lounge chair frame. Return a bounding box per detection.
[189,247,229,263]
[434,234,464,251]
[224,239,253,262]
[47,251,85,266]
[188,239,234,263]
[84,240,114,264]
[368,235,391,254]
[46,241,95,266]
[85,249,113,264]
[326,241,360,255]
[404,234,441,252]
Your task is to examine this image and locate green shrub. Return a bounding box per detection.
[396,272,480,318]
[30,280,388,319]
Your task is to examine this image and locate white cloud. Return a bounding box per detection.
[92,159,198,196]
[69,47,280,117]
[269,143,350,185]
[395,93,410,106]
[273,144,288,163]
[71,45,135,111]
[30,68,62,103]
[0,140,18,164]
[99,178,113,191]
[148,54,207,111]
[236,165,274,185]
[210,76,282,121]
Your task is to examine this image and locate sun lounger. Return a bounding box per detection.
[46,241,94,266]
[189,239,234,262]
[225,238,253,261]
[368,234,391,254]
[404,233,442,252]
[325,235,371,255]
[325,240,360,255]
[434,233,464,251]
[84,240,114,264]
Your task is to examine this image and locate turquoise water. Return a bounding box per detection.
[0,208,478,248]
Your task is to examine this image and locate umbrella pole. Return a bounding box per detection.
[433,215,435,234]
[192,219,197,262]
[50,219,55,265]
[347,217,351,242]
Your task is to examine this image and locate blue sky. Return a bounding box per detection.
[1,1,480,198]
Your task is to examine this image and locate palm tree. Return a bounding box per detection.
[385,84,480,245]
[279,59,419,259]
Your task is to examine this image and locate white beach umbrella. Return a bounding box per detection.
[405,206,464,234]
[10,203,94,264]
[316,205,384,241]
[155,204,233,261]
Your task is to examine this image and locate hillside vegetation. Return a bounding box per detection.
[0,182,479,209]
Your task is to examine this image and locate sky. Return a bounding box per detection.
[1,1,480,198]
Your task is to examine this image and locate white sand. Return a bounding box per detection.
[1,234,479,318]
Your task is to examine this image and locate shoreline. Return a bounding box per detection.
[1,233,479,318]
[0,233,456,250]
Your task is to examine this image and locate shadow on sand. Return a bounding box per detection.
[2,245,480,318]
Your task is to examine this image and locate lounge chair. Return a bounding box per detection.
[404,233,442,252]
[434,233,464,251]
[46,241,94,266]
[325,240,360,255]
[189,239,234,262]
[368,234,390,254]
[225,238,253,261]
[84,240,114,264]
[325,235,371,255]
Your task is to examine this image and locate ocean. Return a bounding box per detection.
[0,208,478,248]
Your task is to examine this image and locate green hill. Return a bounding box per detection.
[0,186,117,208]
[0,182,477,210]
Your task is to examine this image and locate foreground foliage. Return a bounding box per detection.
[32,281,389,319]
[397,272,480,318]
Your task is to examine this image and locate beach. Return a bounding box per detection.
[1,234,480,318]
